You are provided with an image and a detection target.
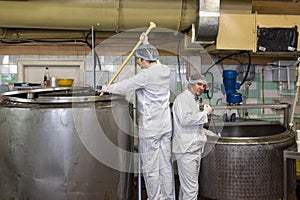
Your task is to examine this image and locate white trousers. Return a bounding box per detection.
[175,150,202,200]
[139,131,174,200]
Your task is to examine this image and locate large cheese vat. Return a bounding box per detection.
[0,88,134,200]
[200,121,295,200]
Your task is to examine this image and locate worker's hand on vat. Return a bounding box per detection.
[139,32,149,44]
[100,85,108,93]
[204,104,212,115]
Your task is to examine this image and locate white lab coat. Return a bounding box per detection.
[172,89,208,200]
[107,62,174,200]
[172,89,208,153]
[107,63,172,138]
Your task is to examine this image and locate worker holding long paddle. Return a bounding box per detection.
[101,23,174,200]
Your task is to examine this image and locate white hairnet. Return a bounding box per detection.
[134,44,159,61]
[188,74,207,85]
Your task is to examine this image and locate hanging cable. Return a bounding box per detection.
[239,51,251,86]
[204,71,214,99]
[203,51,252,86]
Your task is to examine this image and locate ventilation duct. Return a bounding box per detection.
[194,0,220,44]
[0,0,196,36]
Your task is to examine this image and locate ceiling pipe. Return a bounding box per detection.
[0,28,116,40]
[0,0,196,33]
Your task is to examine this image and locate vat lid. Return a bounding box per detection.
[0,87,123,104]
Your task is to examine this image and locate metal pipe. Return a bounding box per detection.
[242,81,251,117]
[262,66,265,114]
[213,103,290,127]
[287,65,291,90]
[212,103,289,110]
[92,26,96,90]
[135,55,142,200]
[289,57,300,129]
[284,105,290,128]
[138,139,142,200]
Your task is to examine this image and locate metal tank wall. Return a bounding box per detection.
[200,124,295,200]
[0,95,133,200]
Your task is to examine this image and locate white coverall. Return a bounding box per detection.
[106,63,173,200]
[172,89,208,200]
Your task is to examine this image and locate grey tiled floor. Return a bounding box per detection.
[132,175,299,200]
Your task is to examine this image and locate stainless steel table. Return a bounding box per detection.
[283,145,298,200]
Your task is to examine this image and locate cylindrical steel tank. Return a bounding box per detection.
[0,88,134,200]
[200,122,295,200]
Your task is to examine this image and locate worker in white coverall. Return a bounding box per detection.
[101,34,174,200]
[172,74,212,200]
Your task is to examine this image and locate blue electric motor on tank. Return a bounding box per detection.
[223,70,242,104]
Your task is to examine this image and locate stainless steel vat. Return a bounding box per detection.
[0,88,134,200]
[200,123,295,200]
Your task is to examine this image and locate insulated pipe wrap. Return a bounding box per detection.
[194,0,220,43]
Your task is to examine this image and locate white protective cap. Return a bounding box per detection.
[188,74,207,85]
[134,44,159,61]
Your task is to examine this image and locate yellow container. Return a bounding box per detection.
[57,79,74,87]
[297,160,300,177]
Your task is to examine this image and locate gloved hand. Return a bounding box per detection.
[101,84,108,93]
[204,104,212,115]
[139,32,149,44]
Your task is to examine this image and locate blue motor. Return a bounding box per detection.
[223,70,242,104]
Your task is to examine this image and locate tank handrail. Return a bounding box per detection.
[211,103,290,128]
[211,103,289,110]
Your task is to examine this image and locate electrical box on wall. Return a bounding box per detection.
[257,26,298,52]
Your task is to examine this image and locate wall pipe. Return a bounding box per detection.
[91,26,96,90]
[289,57,300,130]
